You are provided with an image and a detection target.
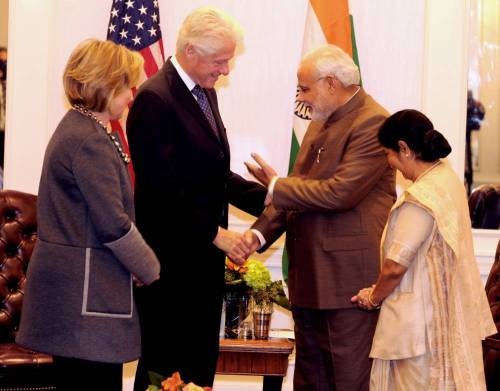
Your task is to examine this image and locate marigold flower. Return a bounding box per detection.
[161,371,183,391]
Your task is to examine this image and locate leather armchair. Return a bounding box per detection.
[484,239,500,390]
[0,190,55,390]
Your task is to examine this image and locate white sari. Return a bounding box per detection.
[370,161,496,391]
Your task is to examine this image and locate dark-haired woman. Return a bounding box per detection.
[352,109,495,391]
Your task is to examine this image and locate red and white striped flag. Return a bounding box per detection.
[106,0,165,185]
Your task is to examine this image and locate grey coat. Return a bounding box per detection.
[16,110,160,363]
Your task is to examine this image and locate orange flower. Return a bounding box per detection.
[158,372,211,391]
[225,258,238,271]
[161,372,183,391]
[225,258,248,273]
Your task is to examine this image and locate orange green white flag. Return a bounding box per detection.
[282,0,361,281]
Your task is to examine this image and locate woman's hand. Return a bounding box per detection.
[133,273,159,287]
[351,259,408,310]
[351,286,380,310]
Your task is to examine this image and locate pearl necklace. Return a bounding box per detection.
[72,104,130,165]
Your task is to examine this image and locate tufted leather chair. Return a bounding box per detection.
[0,190,55,390]
[484,239,500,390]
[469,184,500,229]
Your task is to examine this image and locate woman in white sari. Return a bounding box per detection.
[352,109,496,391]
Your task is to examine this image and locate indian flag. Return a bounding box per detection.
[283,0,361,280]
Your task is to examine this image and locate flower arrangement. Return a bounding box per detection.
[224,258,290,310]
[147,371,211,391]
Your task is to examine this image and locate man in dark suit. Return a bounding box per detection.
[244,45,396,391]
[126,7,267,390]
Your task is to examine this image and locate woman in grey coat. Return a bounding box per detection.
[16,39,160,391]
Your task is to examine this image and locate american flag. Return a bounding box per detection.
[106,0,165,184]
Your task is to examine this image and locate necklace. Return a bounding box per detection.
[414,160,441,182]
[72,104,130,165]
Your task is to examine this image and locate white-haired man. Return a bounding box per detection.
[244,45,396,390]
[127,7,267,390]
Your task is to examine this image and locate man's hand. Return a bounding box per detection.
[213,227,251,265]
[243,229,261,254]
[245,153,278,187]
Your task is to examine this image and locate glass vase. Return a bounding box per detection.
[224,287,251,339]
[252,299,273,340]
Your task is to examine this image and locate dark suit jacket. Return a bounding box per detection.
[128,58,266,249]
[253,89,396,309]
[126,58,266,383]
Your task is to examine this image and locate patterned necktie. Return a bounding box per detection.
[191,85,219,138]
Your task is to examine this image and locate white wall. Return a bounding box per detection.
[4,0,467,195]
[5,1,497,390]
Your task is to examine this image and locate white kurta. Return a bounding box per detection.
[371,202,434,360]
[370,201,436,390]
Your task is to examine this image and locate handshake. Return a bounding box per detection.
[213,228,261,265]
[212,152,278,264]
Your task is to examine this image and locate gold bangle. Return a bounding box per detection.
[368,290,381,309]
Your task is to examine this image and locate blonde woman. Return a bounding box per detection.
[17,39,160,391]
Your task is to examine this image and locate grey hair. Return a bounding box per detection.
[176,7,243,56]
[302,44,360,87]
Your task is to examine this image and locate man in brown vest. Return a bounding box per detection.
[244,44,396,391]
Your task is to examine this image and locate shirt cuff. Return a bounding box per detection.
[250,229,266,249]
[268,176,279,197]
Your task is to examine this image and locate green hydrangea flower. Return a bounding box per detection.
[243,260,272,291]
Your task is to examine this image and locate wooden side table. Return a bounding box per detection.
[216,338,294,391]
